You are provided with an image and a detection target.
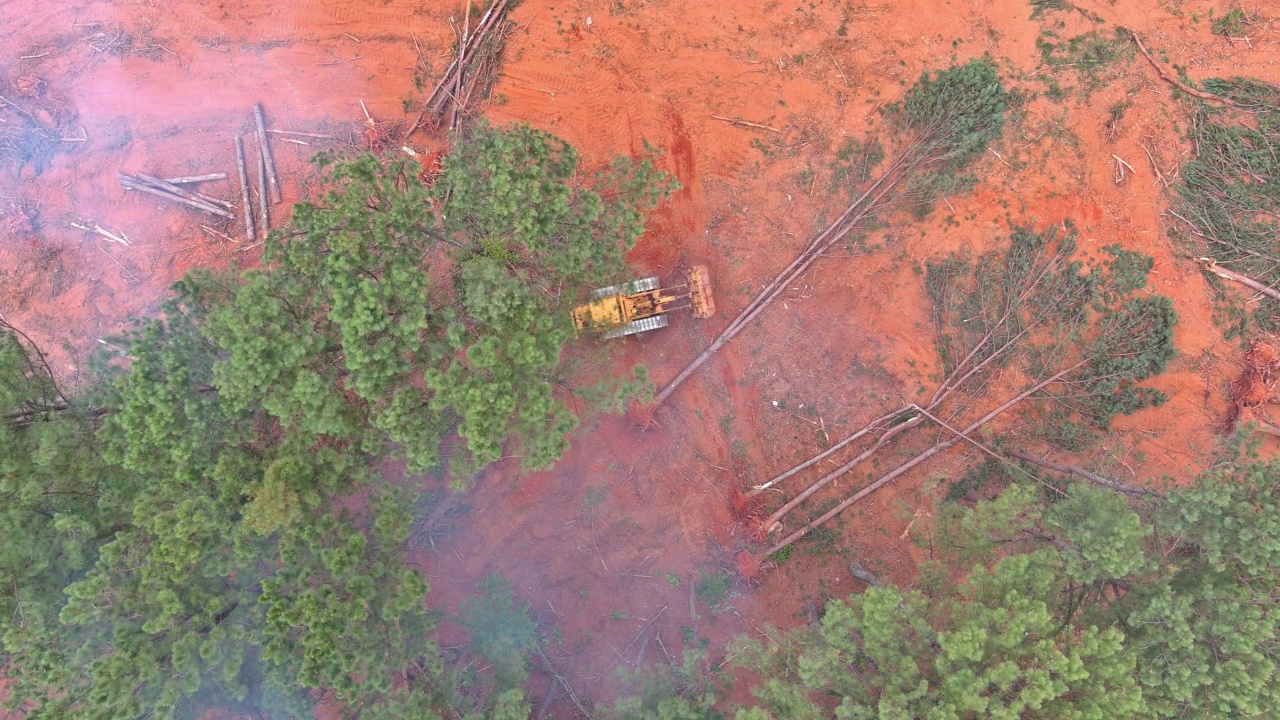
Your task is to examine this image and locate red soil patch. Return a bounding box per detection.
[4,0,1280,714]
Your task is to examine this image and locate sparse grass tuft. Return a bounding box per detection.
[1029,0,1073,20]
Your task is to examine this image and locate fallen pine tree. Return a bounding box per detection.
[655,58,1010,405]
[753,226,1177,557]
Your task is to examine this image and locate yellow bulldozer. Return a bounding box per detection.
[572,265,716,339]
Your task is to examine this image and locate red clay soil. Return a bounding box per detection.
[4,0,1280,714]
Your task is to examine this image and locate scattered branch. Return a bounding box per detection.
[1131,32,1235,105]
[69,221,129,246]
[711,115,780,132]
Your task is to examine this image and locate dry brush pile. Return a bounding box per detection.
[1169,77,1280,334]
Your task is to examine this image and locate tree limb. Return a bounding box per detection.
[1007,449,1161,497]
[1131,32,1236,106]
[1197,257,1280,302]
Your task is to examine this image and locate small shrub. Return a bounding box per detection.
[1212,8,1248,37]
[696,571,732,606]
[461,575,538,688]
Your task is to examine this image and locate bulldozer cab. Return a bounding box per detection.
[572,265,715,340]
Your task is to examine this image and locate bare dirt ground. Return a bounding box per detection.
[3,0,1279,713]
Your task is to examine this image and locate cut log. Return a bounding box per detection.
[234,136,256,243]
[254,103,282,203]
[267,128,333,139]
[132,172,235,219]
[118,175,233,218]
[256,147,270,233]
[162,173,228,184]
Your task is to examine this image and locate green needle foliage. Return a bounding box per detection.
[210,123,671,479]
[893,57,1009,171]
[883,58,1010,217]
[926,226,1174,446]
[0,331,122,714]
[0,122,673,719]
[731,445,1280,719]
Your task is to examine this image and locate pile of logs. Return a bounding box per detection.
[116,172,234,219]
[117,102,284,244]
[408,0,515,135]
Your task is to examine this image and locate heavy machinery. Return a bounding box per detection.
[572,265,716,339]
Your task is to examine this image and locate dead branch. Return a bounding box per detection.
[0,317,68,407]
[1198,257,1280,302]
[266,129,333,139]
[1131,32,1236,106]
[1113,154,1135,184]
[1254,421,1280,438]
[254,103,282,203]
[712,115,780,133]
[622,606,667,654]
[234,135,256,243]
[1140,142,1169,187]
[1167,211,1280,263]
[69,221,129,246]
[200,224,238,244]
[1006,449,1159,497]
[532,643,592,720]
